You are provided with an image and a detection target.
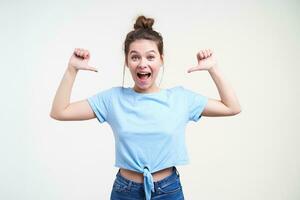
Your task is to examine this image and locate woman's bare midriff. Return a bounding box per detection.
[119,167,174,183]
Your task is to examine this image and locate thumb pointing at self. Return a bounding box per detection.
[187,66,200,73]
[86,66,98,72]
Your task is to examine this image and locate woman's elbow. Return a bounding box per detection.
[230,107,242,115]
[50,111,63,121]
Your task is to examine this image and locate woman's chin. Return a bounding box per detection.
[135,84,150,91]
[134,82,153,91]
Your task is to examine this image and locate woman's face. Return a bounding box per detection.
[126,39,163,93]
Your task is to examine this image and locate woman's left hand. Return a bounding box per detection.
[187,49,218,73]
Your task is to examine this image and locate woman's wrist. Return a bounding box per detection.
[67,64,78,74]
[208,64,219,74]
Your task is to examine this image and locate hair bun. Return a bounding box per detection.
[134,15,154,30]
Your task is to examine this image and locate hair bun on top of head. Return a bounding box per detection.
[133,15,154,30]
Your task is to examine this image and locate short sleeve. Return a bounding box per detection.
[87,88,112,123]
[180,86,208,122]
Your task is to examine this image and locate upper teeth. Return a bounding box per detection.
[139,72,149,74]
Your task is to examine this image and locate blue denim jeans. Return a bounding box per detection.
[110,166,185,200]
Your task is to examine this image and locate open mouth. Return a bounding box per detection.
[137,72,151,81]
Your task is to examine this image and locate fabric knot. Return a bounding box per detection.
[143,166,154,200]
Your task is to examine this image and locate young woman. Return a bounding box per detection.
[50,15,241,200]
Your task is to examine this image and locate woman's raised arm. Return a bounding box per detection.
[187,49,241,117]
[50,48,98,121]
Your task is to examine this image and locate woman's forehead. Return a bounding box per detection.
[129,40,159,53]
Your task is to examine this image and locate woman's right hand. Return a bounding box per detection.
[68,48,98,72]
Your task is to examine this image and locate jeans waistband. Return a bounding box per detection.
[115,166,180,188]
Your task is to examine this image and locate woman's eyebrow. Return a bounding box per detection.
[129,51,138,54]
[146,50,156,54]
[129,50,157,54]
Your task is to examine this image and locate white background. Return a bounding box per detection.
[1,0,299,199]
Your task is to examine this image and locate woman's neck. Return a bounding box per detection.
[133,85,161,94]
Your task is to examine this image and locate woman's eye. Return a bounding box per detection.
[131,56,139,60]
[148,56,155,60]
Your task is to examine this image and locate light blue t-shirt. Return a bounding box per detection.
[87,86,208,200]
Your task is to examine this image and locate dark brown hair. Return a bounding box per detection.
[122,15,164,88]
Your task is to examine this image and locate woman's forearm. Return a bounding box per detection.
[50,65,78,118]
[208,65,241,113]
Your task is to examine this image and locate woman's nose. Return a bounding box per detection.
[138,65,147,69]
[138,58,148,67]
